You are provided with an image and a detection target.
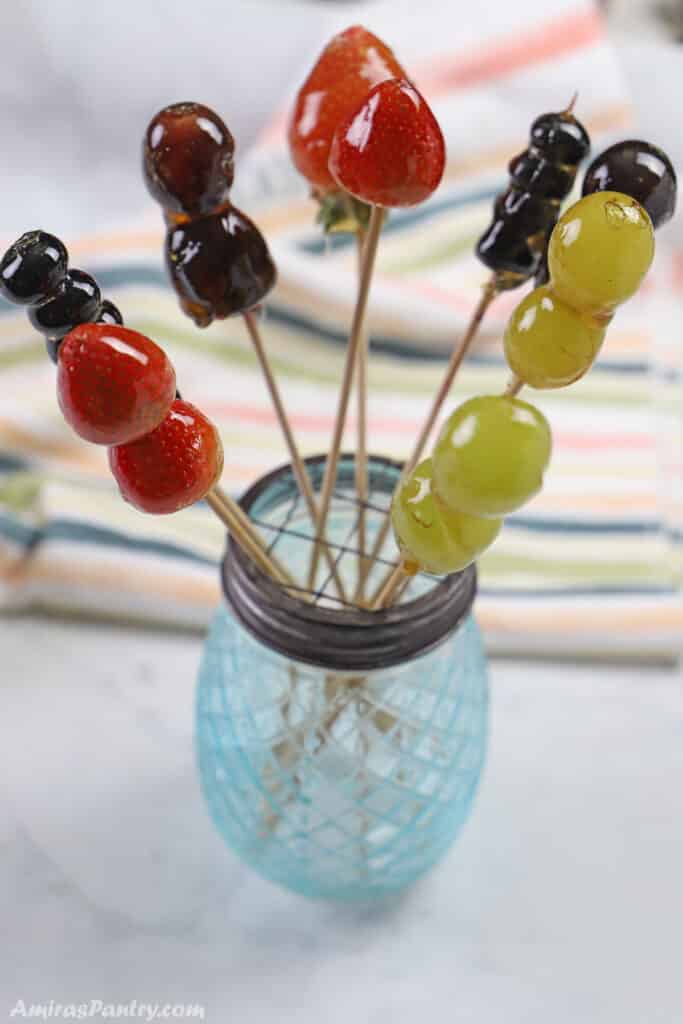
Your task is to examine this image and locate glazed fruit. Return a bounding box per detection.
[288,25,406,192]
[97,299,124,326]
[329,78,445,207]
[433,395,552,517]
[529,111,591,164]
[0,230,68,305]
[109,399,224,514]
[57,323,176,445]
[582,139,677,229]
[28,269,101,339]
[143,102,235,218]
[548,190,655,316]
[503,284,606,389]
[166,206,277,326]
[477,107,590,287]
[391,458,501,574]
[45,299,125,365]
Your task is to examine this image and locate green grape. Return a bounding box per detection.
[504,284,606,389]
[548,190,654,316]
[391,458,501,575]
[433,395,552,517]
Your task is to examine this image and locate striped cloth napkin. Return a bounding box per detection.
[0,0,680,659]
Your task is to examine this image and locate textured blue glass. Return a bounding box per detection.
[197,611,488,902]
[196,459,489,902]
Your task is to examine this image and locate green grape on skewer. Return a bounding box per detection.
[548,190,655,317]
[504,284,606,389]
[432,395,552,518]
[391,458,502,576]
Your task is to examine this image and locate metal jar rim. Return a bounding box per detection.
[221,454,477,672]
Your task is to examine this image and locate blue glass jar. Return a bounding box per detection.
[197,455,488,902]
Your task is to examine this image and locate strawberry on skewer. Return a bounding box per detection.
[289,27,410,597]
[0,229,291,587]
[109,399,224,515]
[288,26,407,198]
[306,77,446,595]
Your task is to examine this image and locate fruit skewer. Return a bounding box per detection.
[0,231,293,589]
[288,26,408,597]
[376,184,663,609]
[305,78,446,592]
[359,101,592,596]
[144,102,346,600]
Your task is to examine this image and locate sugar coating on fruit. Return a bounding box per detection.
[548,190,654,316]
[165,206,276,325]
[57,323,176,445]
[433,395,552,518]
[504,284,606,389]
[143,102,235,217]
[0,230,68,306]
[28,269,101,339]
[391,458,502,575]
[108,399,224,514]
[328,78,445,208]
[288,25,406,191]
[582,139,676,229]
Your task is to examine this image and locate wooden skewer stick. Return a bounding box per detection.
[355,274,499,600]
[354,227,370,603]
[205,486,294,586]
[242,310,347,602]
[369,561,406,610]
[504,374,524,397]
[307,204,384,590]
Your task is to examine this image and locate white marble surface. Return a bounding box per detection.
[1,616,681,1022]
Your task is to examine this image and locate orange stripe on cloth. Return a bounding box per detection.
[419,7,603,95]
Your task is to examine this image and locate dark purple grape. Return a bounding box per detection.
[493,188,556,238]
[582,140,677,229]
[143,102,235,217]
[97,299,124,326]
[28,269,101,338]
[476,108,590,282]
[165,205,277,326]
[530,111,590,164]
[508,151,574,199]
[476,219,541,279]
[0,230,68,305]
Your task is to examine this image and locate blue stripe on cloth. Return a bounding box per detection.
[0,264,662,374]
[0,513,217,567]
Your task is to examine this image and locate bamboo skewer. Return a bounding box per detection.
[504,374,524,397]
[242,310,347,602]
[355,274,500,600]
[206,486,294,586]
[369,561,406,610]
[354,227,370,603]
[306,204,384,590]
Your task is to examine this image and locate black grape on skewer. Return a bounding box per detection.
[582,139,677,229]
[143,102,277,326]
[166,207,277,327]
[0,231,124,363]
[477,105,591,289]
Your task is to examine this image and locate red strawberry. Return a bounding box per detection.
[328,79,446,208]
[109,399,224,514]
[288,25,406,192]
[57,323,176,445]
